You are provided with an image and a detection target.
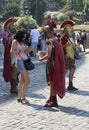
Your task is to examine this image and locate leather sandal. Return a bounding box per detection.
[21,98,30,105]
[17,98,22,102]
[44,102,58,108]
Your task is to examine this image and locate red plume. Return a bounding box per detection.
[60,19,75,29]
[51,19,57,28]
[3,17,16,29]
[45,18,57,29]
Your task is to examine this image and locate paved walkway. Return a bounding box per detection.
[0,46,89,130]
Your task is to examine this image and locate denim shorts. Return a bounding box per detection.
[17,60,25,72]
[31,42,38,49]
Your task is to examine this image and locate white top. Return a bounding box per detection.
[30,28,40,43]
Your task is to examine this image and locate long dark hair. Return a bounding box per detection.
[14,30,27,43]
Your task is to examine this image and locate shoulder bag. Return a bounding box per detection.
[23,56,35,71]
[19,53,35,71]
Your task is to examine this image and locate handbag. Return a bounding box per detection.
[18,50,35,71]
[23,57,35,70]
[23,57,35,71]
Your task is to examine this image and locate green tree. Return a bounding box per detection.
[57,0,66,7]
[49,0,66,8]
[20,0,47,25]
[65,0,83,11]
[35,0,47,25]
[73,0,83,11]
[83,0,89,14]
[3,2,20,19]
[20,0,31,16]
[1,0,89,24]
[16,16,37,29]
[30,0,36,18]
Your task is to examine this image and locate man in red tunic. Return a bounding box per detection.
[60,19,78,91]
[39,19,66,107]
[3,17,18,94]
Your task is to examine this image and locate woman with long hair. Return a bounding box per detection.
[10,30,33,105]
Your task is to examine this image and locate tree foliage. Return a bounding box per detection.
[20,0,31,16]
[35,0,47,25]
[16,16,37,29]
[83,0,89,15]
[1,0,89,24]
[3,2,20,20]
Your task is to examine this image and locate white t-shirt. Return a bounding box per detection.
[30,28,40,43]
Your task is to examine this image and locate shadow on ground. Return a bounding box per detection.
[67,89,89,97]
[59,105,89,117]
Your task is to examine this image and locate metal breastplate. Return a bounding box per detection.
[65,38,75,59]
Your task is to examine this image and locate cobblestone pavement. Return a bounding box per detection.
[0,44,89,130]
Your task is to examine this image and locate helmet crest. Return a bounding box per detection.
[3,17,17,33]
[60,19,75,29]
[45,18,57,30]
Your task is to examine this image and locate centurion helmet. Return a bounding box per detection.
[42,18,57,32]
[60,19,75,36]
[3,17,18,33]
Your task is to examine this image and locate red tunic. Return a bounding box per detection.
[46,38,66,98]
[3,34,12,82]
[53,41,66,98]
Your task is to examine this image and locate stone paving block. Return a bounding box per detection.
[0,49,89,130]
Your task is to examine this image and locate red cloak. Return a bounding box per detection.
[53,41,66,98]
[3,34,12,82]
[60,33,68,48]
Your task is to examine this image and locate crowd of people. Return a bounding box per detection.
[73,29,87,53]
[0,17,88,107]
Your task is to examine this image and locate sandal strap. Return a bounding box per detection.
[21,98,30,105]
[17,98,21,102]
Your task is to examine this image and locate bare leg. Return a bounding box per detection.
[18,76,24,99]
[69,67,75,83]
[83,43,86,52]
[17,70,30,104]
[10,66,18,94]
[67,68,78,91]
[21,71,30,99]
